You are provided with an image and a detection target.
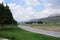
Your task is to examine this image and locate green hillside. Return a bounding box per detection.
[26,15,60,24]
[41,16,60,24]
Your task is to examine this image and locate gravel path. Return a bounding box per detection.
[18,25,60,37]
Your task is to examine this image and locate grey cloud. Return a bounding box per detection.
[43,0,60,9]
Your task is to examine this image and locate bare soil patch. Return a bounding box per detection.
[31,26,60,32]
[24,24,60,32]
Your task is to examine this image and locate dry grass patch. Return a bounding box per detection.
[24,24,60,32]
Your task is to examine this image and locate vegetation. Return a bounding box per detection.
[24,24,60,32]
[0,25,60,40]
[0,3,17,25]
[0,3,17,39]
[0,2,60,40]
[26,15,60,24]
[26,24,60,27]
[41,16,60,24]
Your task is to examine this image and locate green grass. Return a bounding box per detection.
[0,24,60,40]
[27,24,60,27]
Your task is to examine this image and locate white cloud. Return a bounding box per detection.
[24,0,40,7]
[8,3,25,22]
[0,0,3,3]
[0,0,6,6]
[3,0,60,22]
[8,1,60,22]
[8,3,36,22]
[34,8,60,19]
[40,0,60,17]
[34,0,60,19]
[43,0,60,9]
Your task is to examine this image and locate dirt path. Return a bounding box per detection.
[18,25,60,37]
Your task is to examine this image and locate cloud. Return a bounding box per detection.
[23,0,40,7]
[8,3,25,22]
[8,0,60,22]
[0,0,3,3]
[0,0,6,6]
[2,0,60,22]
[34,0,60,19]
[43,0,60,9]
[8,3,36,22]
[40,0,60,16]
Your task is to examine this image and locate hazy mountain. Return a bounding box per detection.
[49,13,60,17]
[27,13,60,24]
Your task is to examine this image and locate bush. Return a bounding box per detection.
[0,33,16,40]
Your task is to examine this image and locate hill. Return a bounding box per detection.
[41,15,60,24]
[26,14,60,24]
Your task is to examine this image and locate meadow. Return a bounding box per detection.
[24,24,60,32]
[0,24,60,40]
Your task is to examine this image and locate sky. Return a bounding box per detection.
[0,0,60,22]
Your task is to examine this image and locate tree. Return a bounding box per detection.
[0,3,17,25]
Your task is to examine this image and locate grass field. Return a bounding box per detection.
[0,24,60,40]
[24,24,60,32]
[27,24,60,27]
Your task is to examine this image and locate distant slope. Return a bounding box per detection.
[27,14,60,24]
[41,16,60,23]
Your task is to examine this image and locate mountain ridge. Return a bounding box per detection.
[26,13,60,24]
